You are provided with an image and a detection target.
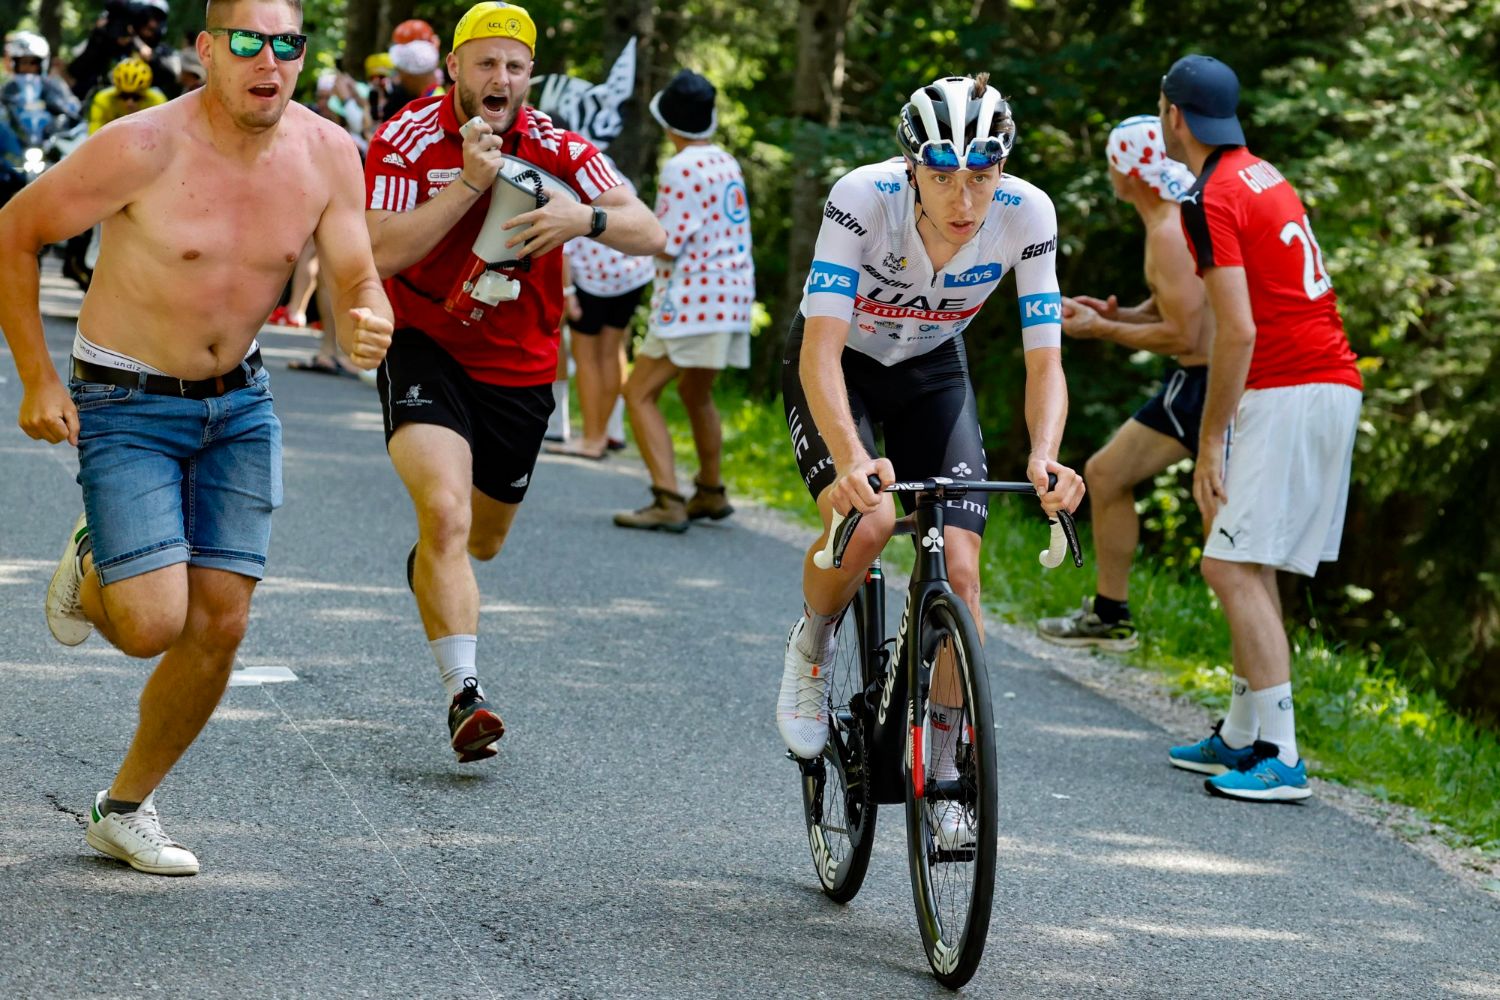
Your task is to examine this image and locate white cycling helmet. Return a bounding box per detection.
[6,31,50,74]
[897,74,1015,171]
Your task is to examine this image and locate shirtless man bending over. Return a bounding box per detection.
[0,0,393,876]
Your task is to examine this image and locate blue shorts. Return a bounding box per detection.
[1131,365,1207,454]
[71,367,283,586]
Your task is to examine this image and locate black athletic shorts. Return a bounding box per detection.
[1131,364,1208,454]
[781,314,991,536]
[572,285,646,335]
[377,328,554,504]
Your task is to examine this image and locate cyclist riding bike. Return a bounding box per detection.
[88,57,167,135]
[777,73,1086,774]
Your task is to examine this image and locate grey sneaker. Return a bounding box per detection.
[46,513,92,646]
[1036,598,1139,652]
[86,790,200,876]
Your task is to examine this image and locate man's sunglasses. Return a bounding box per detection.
[206,28,308,61]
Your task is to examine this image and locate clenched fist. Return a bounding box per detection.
[344,307,393,370]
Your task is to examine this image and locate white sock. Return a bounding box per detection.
[930,701,963,782]
[1221,675,1258,748]
[794,606,840,662]
[430,634,479,700]
[548,381,569,439]
[606,396,626,443]
[1252,682,1298,765]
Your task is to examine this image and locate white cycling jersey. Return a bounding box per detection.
[799,158,1062,365]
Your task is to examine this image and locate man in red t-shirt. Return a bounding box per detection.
[363,1,664,764]
[1158,55,1363,803]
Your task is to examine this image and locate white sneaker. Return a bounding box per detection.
[776,617,831,759]
[933,802,977,851]
[86,790,200,876]
[46,513,92,646]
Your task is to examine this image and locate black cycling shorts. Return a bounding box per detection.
[572,285,646,335]
[781,314,991,536]
[1131,364,1208,454]
[377,328,554,504]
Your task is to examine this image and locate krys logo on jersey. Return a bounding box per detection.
[943,262,1003,288]
[1019,292,1064,327]
[807,261,858,298]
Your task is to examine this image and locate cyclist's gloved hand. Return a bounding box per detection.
[1028,456,1085,516]
[830,457,893,516]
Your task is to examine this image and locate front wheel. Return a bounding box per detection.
[799,591,878,903]
[904,592,997,988]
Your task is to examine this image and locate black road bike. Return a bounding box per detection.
[794,475,1081,989]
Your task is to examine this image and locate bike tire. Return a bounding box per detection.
[903,591,997,988]
[800,587,879,904]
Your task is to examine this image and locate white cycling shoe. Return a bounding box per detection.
[933,802,977,851]
[776,617,831,759]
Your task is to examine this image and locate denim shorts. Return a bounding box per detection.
[71,367,283,586]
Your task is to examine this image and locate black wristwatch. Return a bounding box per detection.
[586,206,608,239]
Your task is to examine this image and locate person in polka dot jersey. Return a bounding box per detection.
[615,69,756,532]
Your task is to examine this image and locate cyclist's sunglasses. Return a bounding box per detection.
[916,134,1013,171]
[207,28,308,61]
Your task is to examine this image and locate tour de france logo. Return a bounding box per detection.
[723,180,748,224]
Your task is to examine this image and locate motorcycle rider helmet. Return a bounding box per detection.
[112,57,154,94]
[6,31,50,75]
[897,73,1015,172]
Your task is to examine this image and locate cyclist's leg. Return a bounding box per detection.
[1087,420,1190,600]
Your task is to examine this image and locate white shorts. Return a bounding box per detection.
[1202,382,1362,577]
[638,329,750,371]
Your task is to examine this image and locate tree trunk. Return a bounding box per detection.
[35,0,64,60]
[752,0,854,394]
[601,0,684,190]
[343,0,382,81]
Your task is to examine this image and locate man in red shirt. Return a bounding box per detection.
[364,1,664,764]
[1159,55,1363,802]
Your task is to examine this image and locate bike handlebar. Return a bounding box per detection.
[813,474,1084,571]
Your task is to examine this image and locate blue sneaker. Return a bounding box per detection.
[1205,743,1312,802]
[1168,720,1257,775]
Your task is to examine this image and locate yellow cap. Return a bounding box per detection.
[364,52,395,77]
[453,2,537,56]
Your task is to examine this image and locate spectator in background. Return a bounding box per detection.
[364,51,395,124]
[88,57,165,134]
[537,39,648,459]
[385,18,444,120]
[614,70,755,532]
[176,47,202,91]
[1158,55,1363,803]
[70,1,179,101]
[1035,113,1209,652]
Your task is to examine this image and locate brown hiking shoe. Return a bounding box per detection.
[613,486,690,533]
[686,479,734,521]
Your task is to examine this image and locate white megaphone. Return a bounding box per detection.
[445,118,580,323]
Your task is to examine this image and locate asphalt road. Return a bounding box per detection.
[1,265,1496,999]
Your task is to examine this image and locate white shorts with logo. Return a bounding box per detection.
[1202,382,1362,577]
[638,329,750,371]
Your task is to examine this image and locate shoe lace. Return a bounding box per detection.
[117,807,176,849]
[794,656,828,718]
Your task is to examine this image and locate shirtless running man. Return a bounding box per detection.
[1036,113,1211,651]
[0,0,393,876]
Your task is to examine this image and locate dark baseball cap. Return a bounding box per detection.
[1161,54,1245,147]
[649,69,718,139]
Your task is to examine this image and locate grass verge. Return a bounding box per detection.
[657,384,1500,864]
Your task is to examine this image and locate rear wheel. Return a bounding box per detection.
[799,589,878,903]
[904,592,997,988]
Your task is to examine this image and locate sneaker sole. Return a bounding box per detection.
[85,828,200,876]
[1168,756,1231,776]
[1035,630,1138,652]
[46,516,92,647]
[451,708,505,761]
[1203,779,1312,802]
[612,518,690,534]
